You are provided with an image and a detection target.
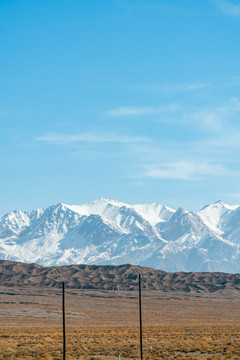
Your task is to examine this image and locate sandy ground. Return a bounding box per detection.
[1,286,240,359]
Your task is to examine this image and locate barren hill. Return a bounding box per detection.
[1,260,240,296]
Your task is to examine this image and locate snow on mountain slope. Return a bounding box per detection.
[65,198,174,228]
[1,198,240,272]
[197,200,240,235]
[132,203,175,225]
[0,199,165,267]
[0,209,44,237]
[222,206,240,243]
[159,207,212,241]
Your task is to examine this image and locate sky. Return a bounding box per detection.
[1,0,240,214]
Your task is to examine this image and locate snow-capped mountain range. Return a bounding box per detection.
[1,198,240,273]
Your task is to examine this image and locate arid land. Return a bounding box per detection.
[1,261,240,359]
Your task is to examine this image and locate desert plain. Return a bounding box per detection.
[1,285,240,359]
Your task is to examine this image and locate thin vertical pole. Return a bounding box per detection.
[139,274,143,360]
[62,281,66,360]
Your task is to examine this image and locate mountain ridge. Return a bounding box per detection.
[1,259,240,296]
[1,198,240,273]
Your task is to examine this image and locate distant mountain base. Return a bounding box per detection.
[1,260,240,300]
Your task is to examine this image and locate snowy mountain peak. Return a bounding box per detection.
[212,200,237,209]
[89,197,127,207]
[200,200,239,211]
[132,202,175,225]
[217,200,240,210]
[60,198,175,227]
[1,199,240,273]
[197,200,240,234]
[97,197,126,206]
[175,207,189,215]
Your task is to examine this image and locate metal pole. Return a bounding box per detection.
[139,274,143,360]
[62,281,66,360]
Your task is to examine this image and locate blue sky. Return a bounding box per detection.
[1,0,240,214]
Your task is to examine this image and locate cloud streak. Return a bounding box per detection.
[131,82,209,94]
[144,161,239,180]
[214,0,240,16]
[106,97,240,133]
[36,132,149,145]
[198,131,240,149]
[36,97,240,184]
[105,104,179,117]
[187,97,240,133]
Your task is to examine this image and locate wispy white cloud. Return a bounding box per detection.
[36,132,149,144]
[131,82,209,94]
[106,97,240,132]
[214,0,240,16]
[105,104,179,117]
[187,97,240,133]
[189,108,225,133]
[124,96,240,182]
[36,97,240,184]
[144,161,238,180]
[229,97,240,110]
[199,131,240,149]
[105,96,240,138]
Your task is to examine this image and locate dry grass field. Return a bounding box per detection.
[1,287,240,359]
